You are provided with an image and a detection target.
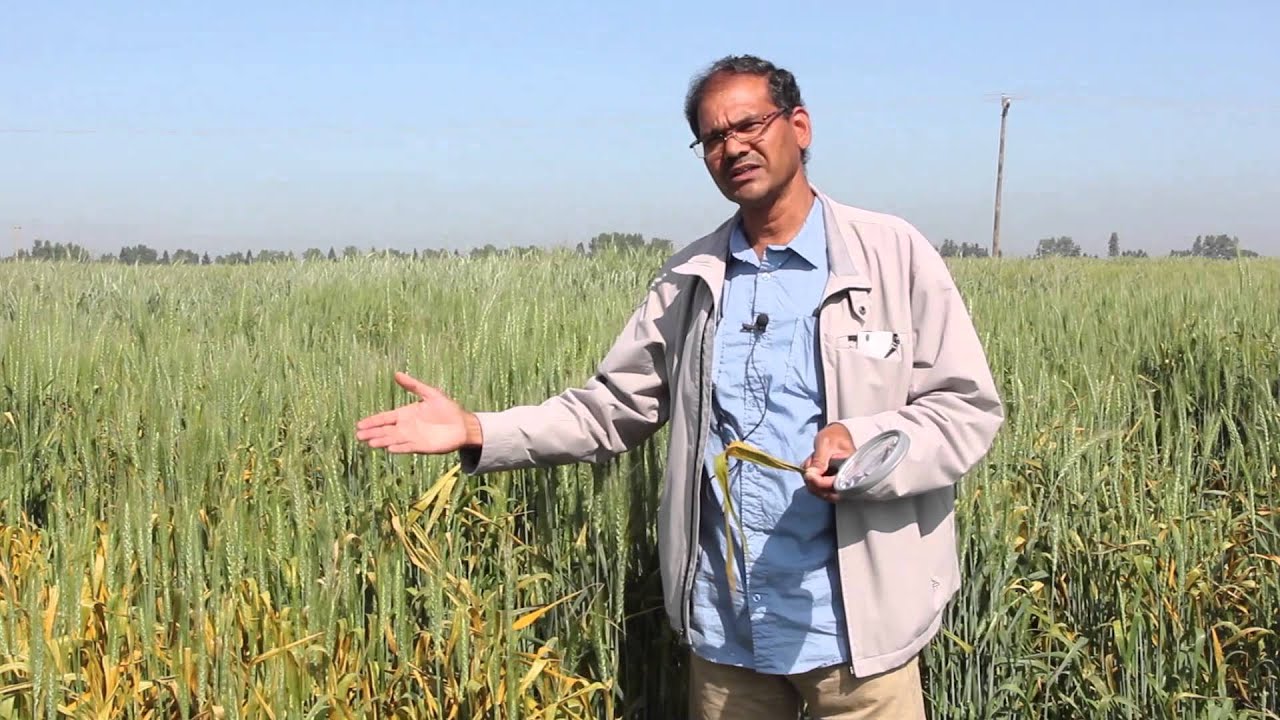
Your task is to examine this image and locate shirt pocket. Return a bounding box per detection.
[780,315,822,402]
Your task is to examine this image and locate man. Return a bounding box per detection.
[355,54,1003,719]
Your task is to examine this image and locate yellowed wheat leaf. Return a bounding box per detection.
[722,440,804,473]
[249,631,323,666]
[42,586,58,641]
[512,589,585,631]
[408,463,460,527]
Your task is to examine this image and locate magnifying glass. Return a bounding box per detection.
[824,429,910,500]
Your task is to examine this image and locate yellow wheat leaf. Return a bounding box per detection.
[42,586,58,642]
[722,440,805,474]
[518,643,554,696]
[517,573,552,590]
[711,440,805,593]
[408,463,460,528]
[1211,625,1225,671]
[711,448,740,594]
[512,589,584,631]
[250,632,324,666]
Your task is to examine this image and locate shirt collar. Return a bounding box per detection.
[726,196,826,269]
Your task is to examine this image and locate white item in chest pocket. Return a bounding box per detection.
[853,331,900,358]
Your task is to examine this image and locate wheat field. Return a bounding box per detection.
[0,252,1277,718]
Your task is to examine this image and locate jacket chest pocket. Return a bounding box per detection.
[819,290,914,418]
[824,333,913,417]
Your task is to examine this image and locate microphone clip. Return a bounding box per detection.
[741,313,769,335]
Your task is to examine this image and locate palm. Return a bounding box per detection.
[355,372,469,454]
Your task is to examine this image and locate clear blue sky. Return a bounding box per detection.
[3,1,1277,257]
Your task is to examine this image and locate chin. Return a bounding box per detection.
[723,180,775,207]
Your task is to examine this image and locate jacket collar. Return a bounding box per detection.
[669,214,733,310]
[815,186,873,302]
[670,183,872,309]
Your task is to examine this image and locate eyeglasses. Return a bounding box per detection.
[689,108,788,159]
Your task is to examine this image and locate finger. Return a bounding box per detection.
[814,437,855,477]
[355,425,398,443]
[804,476,839,503]
[806,471,834,492]
[802,449,828,484]
[364,429,404,449]
[811,443,836,477]
[394,371,428,398]
[356,409,402,430]
[395,371,440,401]
[386,442,418,454]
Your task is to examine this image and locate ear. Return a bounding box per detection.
[789,106,812,153]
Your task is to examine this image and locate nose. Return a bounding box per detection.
[722,133,750,158]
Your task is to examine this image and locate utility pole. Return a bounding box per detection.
[11,225,19,261]
[991,95,1012,258]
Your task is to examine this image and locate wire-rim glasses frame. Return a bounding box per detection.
[689,107,790,159]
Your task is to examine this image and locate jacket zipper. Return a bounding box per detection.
[679,298,714,641]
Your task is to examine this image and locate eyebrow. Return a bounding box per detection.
[703,111,771,135]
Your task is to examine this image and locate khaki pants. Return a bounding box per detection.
[687,652,928,720]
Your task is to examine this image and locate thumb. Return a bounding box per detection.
[804,447,829,484]
[394,371,439,401]
[801,453,820,482]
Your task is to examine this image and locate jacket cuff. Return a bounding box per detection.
[458,411,525,475]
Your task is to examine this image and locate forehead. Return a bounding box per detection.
[696,74,774,127]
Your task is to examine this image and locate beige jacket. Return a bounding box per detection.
[460,187,1004,676]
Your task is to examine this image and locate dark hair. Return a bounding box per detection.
[683,54,808,163]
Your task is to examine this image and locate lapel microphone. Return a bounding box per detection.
[741,313,769,334]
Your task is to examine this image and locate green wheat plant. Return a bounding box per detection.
[0,251,1276,718]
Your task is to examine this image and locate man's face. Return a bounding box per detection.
[694,73,811,208]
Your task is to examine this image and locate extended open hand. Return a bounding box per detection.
[354,371,482,455]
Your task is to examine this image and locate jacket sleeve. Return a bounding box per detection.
[458,283,671,475]
[835,235,1004,501]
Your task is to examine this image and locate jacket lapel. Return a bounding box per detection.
[670,214,734,312]
[814,187,872,305]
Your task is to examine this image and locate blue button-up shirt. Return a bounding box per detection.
[690,198,851,675]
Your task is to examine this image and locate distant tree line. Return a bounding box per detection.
[573,232,674,256]
[934,231,1259,260]
[937,239,991,258]
[3,231,1262,264]
[5,232,677,265]
[1167,234,1259,260]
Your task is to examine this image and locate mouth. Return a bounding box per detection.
[728,163,762,182]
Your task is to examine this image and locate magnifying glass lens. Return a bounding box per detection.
[832,430,909,494]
